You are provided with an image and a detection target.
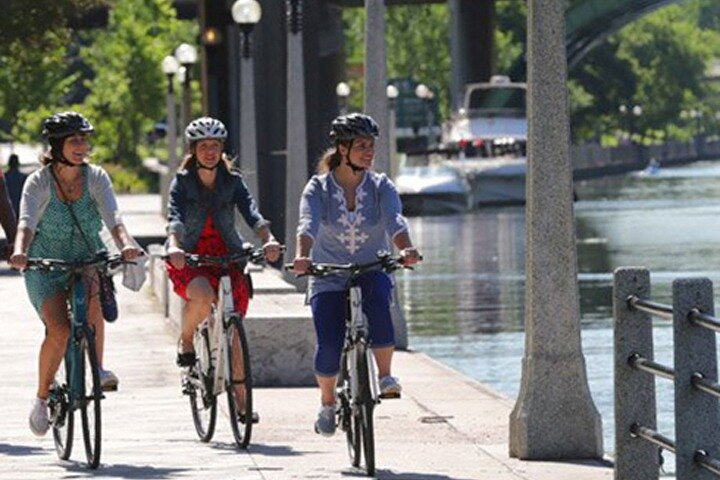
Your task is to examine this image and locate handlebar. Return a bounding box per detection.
[283,251,421,278]
[25,252,133,273]
[162,245,285,268]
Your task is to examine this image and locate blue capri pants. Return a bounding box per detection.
[309,271,395,376]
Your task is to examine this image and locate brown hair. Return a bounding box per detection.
[180,142,234,171]
[316,140,353,174]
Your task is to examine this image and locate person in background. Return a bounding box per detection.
[0,165,17,258]
[6,153,28,220]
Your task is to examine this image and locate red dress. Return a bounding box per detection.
[167,216,251,316]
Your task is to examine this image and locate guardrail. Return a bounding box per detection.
[614,268,720,479]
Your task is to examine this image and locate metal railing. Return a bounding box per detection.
[614,268,720,480]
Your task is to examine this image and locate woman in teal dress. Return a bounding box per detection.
[10,112,140,437]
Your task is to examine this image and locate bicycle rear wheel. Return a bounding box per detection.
[354,343,375,477]
[50,359,74,460]
[339,351,361,467]
[188,327,217,442]
[225,315,253,448]
[80,335,102,469]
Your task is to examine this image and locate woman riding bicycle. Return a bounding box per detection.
[10,111,141,436]
[164,117,281,390]
[291,113,422,436]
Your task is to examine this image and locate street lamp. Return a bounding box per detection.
[336,81,350,115]
[386,84,399,178]
[160,55,180,217]
[174,43,197,137]
[415,83,434,147]
[232,0,262,200]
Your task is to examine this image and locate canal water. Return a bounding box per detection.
[396,160,720,475]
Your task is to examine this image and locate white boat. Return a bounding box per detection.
[395,76,528,215]
[395,163,472,215]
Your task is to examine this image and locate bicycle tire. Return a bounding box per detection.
[51,360,74,460]
[355,343,375,476]
[189,327,217,442]
[80,335,102,469]
[339,351,361,467]
[225,315,253,448]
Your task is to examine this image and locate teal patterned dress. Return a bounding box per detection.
[25,167,105,316]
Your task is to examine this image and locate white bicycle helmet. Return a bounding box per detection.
[185,117,228,142]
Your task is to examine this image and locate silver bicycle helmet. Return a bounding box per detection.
[185,117,228,142]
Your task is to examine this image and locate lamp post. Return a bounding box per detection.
[231,0,262,201]
[415,83,433,147]
[386,84,399,179]
[336,81,350,115]
[161,55,180,217]
[174,43,197,139]
[285,0,307,285]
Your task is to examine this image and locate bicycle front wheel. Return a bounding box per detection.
[225,315,253,448]
[80,335,102,469]
[188,327,217,442]
[339,351,361,467]
[354,344,375,477]
[50,359,74,460]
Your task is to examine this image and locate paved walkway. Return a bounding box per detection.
[0,267,614,479]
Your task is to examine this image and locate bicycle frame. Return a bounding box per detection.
[66,272,95,409]
[346,285,380,404]
[196,274,234,397]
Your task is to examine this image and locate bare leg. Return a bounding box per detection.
[180,277,215,352]
[372,346,394,378]
[230,323,248,413]
[317,374,337,406]
[37,293,70,399]
[85,270,105,367]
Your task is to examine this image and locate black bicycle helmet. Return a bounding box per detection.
[329,113,379,143]
[185,117,228,142]
[41,111,94,140]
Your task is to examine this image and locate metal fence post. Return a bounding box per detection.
[613,267,658,480]
[672,278,719,480]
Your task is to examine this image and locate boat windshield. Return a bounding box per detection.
[467,87,525,116]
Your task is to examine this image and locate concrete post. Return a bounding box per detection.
[240,45,259,202]
[672,278,719,480]
[363,0,390,175]
[613,268,658,480]
[509,0,603,459]
[161,79,178,218]
[285,0,308,277]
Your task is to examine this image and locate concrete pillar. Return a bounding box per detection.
[363,0,390,175]
[285,0,308,283]
[613,268,659,480]
[240,53,259,201]
[672,278,719,480]
[509,0,603,459]
[161,81,177,218]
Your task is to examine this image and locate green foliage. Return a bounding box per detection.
[342,5,451,117]
[80,0,195,168]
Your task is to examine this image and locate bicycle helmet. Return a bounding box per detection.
[185,117,228,142]
[41,111,94,140]
[329,113,379,143]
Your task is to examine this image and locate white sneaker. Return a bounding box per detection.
[314,405,337,437]
[29,397,49,436]
[379,375,402,399]
[100,369,119,391]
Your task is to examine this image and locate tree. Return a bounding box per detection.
[79,0,195,166]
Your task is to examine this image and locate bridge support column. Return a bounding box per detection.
[364,0,390,175]
[448,0,495,110]
[509,0,603,460]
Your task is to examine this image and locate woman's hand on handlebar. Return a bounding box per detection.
[121,244,141,262]
[292,256,312,275]
[10,250,27,270]
[262,239,282,263]
[166,246,186,270]
[399,247,422,267]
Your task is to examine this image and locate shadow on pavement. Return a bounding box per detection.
[60,462,190,479]
[343,470,475,480]
[0,442,46,457]
[209,441,306,457]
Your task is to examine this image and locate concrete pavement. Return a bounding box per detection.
[0,267,614,479]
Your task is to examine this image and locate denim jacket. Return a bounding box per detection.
[166,165,268,252]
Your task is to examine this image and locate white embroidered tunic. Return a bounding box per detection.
[297,170,409,299]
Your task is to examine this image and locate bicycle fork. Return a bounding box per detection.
[348,287,380,403]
